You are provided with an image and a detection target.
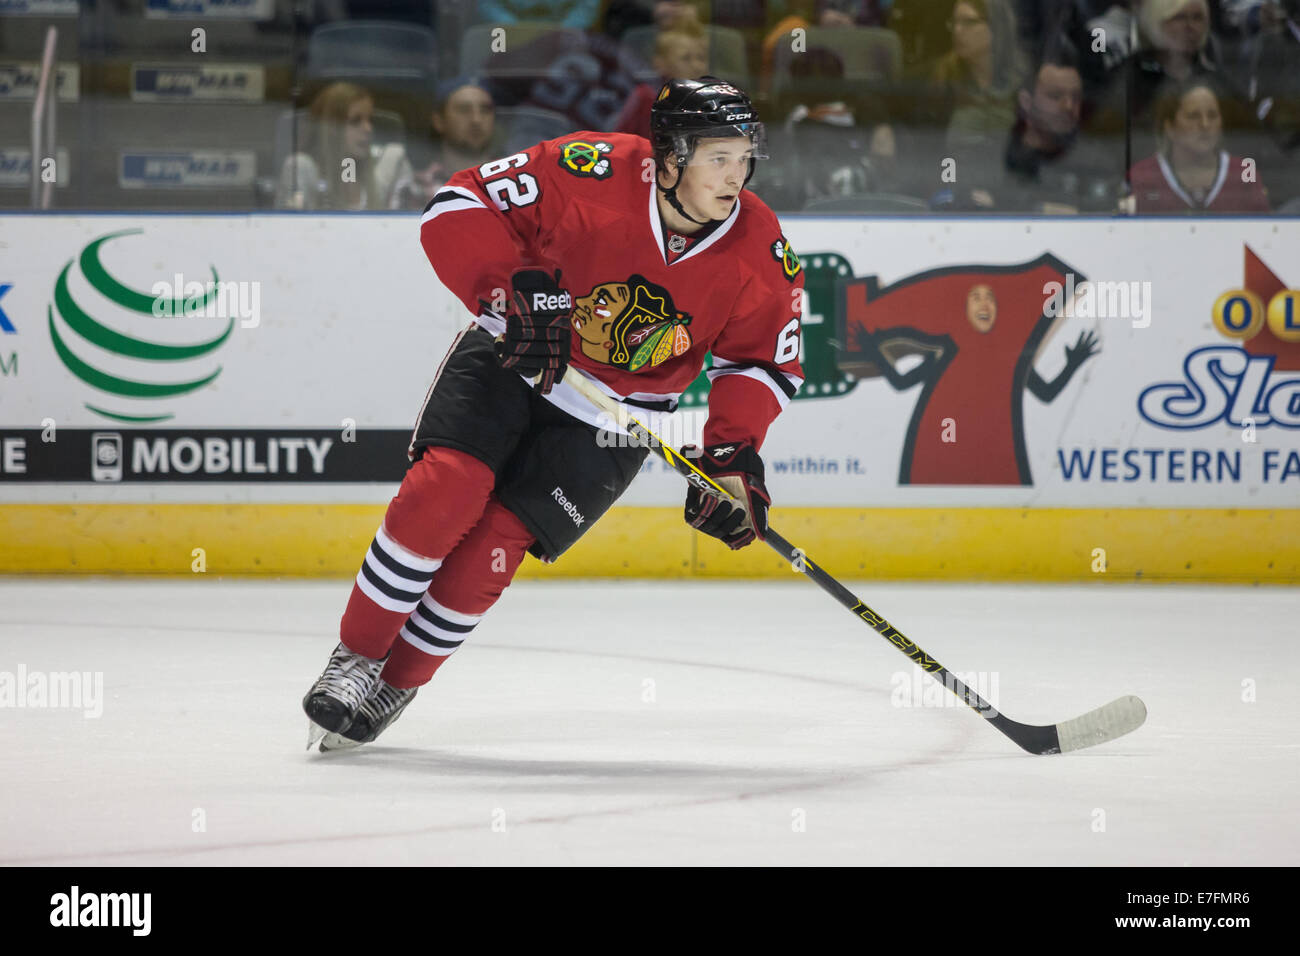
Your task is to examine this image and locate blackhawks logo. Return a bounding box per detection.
[772,237,802,282]
[559,140,613,179]
[571,275,692,372]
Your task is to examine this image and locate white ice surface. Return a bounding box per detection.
[0,579,1296,866]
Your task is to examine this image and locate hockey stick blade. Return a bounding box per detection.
[985,694,1148,755]
[1050,694,1148,755]
[556,367,1148,755]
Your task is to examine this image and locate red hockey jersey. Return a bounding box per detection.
[419,131,805,450]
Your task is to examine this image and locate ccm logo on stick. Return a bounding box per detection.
[532,292,572,311]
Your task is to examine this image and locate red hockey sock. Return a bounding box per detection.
[339,447,495,659]
[380,496,534,688]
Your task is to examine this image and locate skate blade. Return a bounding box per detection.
[306,720,328,751]
[319,732,364,753]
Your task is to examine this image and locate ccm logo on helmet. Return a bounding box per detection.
[724,112,753,121]
[532,291,573,311]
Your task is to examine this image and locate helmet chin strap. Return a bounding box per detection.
[657,164,713,227]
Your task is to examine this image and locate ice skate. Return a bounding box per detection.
[302,642,387,747]
[318,680,417,752]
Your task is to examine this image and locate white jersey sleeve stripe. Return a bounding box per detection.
[706,364,803,408]
[421,186,488,225]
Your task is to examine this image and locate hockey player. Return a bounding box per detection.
[302,77,805,751]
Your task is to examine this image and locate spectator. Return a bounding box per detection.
[999,46,1122,211]
[924,0,1028,154]
[863,116,914,194]
[763,103,878,207]
[613,25,709,134]
[276,82,415,211]
[1127,76,1271,211]
[759,1,885,96]
[750,82,916,210]
[1139,0,1221,82]
[1241,0,1300,150]
[1097,0,1233,135]
[411,78,499,203]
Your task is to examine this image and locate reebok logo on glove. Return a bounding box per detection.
[532,291,572,312]
[499,267,572,396]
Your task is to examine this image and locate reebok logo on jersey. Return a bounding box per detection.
[552,486,585,526]
[532,291,572,312]
[712,445,736,457]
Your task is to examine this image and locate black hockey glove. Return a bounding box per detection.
[683,442,770,550]
[496,268,573,395]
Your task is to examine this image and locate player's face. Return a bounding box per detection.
[1165,87,1221,158]
[344,98,373,156]
[966,284,997,332]
[573,284,630,347]
[433,86,495,153]
[674,138,752,221]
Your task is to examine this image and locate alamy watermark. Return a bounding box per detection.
[151,274,260,328]
[1044,274,1151,329]
[0,664,103,718]
[891,669,1000,715]
[593,408,705,450]
[50,886,150,936]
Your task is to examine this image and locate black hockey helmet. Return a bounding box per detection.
[649,76,767,174]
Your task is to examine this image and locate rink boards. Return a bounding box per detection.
[1,214,1298,581]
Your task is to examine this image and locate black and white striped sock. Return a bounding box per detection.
[354,524,442,616]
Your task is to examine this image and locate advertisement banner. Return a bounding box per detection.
[131,64,265,103]
[0,62,79,102]
[0,147,70,188]
[1,216,1297,514]
[118,152,257,188]
[0,0,78,13]
[144,0,274,19]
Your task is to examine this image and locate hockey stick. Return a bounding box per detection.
[559,367,1147,755]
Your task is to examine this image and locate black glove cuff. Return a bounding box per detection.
[698,442,764,481]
